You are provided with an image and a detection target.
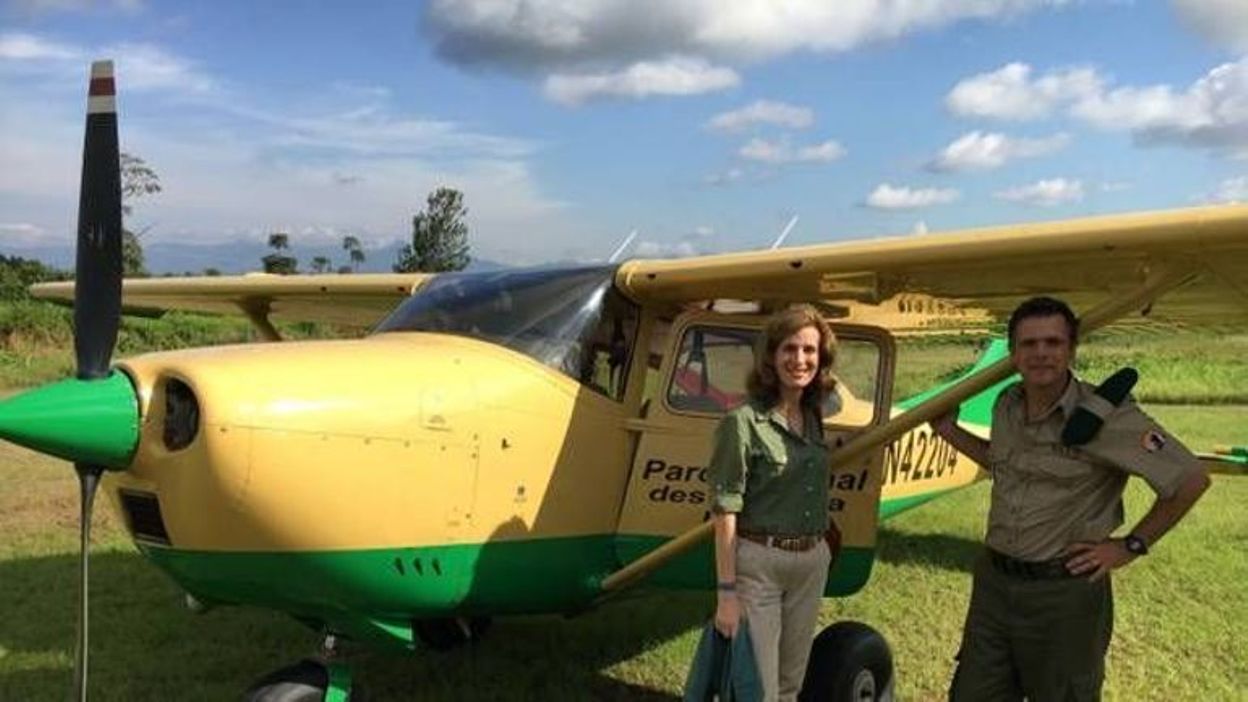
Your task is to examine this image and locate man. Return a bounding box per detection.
[931,296,1210,701]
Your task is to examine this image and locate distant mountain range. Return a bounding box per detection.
[0,239,510,275]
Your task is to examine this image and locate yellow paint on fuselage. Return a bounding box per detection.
[877,408,986,502]
[109,333,633,552]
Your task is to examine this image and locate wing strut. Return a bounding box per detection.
[598,265,1200,595]
[238,299,282,342]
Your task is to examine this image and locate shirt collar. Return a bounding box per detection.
[750,400,819,442]
[1006,371,1081,423]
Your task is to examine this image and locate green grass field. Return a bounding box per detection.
[1,312,1246,700]
[1,408,1244,701]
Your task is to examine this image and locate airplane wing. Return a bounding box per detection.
[31,273,432,328]
[616,205,1248,331]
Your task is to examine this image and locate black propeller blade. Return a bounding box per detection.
[74,61,124,381]
[71,59,124,702]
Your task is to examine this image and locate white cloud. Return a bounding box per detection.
[865,183,959,210]
[739,137,845,164]
[704,167,745,186]
[1208,176,1248,203]
[248,105,534,160]
[0,43,572,264]
[635,240,700,258]
[0,32,80,61]
[945,62,1101,120]
[427,1,1073,71]
[1172,0,1248,53]
[947,58,1248,156]
[928,130,1069,172]
[0,222,50,245]
[7,0,142,14]
[543,55,738,105]
[706,100,814,132]
[106,43,214,93]
[1070,57,1248,153]
[994,178,1084,206]
[0,33,215,98]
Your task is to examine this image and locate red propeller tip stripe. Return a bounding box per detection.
[88,77,115,97]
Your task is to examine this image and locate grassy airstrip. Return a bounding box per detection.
[0,316,1245,701]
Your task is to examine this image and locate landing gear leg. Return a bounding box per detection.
[413,616,492,651]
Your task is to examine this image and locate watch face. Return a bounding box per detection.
[1126,535,1148,555]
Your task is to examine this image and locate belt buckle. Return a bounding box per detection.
[779,535,811,552]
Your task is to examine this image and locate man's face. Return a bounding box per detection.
[1010,314,1075,392]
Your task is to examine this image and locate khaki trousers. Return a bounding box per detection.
[737,538,831,702]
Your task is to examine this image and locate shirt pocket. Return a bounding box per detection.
[750,434,789,476]
[1025,446,1092,484]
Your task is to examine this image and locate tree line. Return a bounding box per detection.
[89,152,475,278]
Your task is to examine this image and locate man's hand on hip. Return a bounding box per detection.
[1064,540,1135,581]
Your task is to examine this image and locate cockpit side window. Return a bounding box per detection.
[664,323,882,426]
[578,288,640,400]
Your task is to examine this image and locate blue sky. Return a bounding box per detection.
[2,0,1247,269]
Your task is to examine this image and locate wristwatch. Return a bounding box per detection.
[1124,533,1149,556]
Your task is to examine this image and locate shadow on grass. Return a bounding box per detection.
[874,527,981,574]
[0,549,696,700]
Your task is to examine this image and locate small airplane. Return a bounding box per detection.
[4,61,1248,701]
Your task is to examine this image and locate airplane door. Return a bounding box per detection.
[614,314,894,595]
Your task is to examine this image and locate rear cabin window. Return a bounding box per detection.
[664,325,882,427]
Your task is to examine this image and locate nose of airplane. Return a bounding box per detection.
[0,370,138,469]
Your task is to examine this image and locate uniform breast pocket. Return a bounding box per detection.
[751,441,788,476]
[1028,447,1092,484]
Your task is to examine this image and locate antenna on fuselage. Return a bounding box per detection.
[770,215,799,250]
[608,229,638,263]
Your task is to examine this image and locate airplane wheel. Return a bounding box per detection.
[243,658,359,701]
[798,621,894,702]
[414,616,491,651]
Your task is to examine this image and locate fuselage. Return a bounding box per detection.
[101,328,998,649]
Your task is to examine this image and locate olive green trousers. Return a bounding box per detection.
[949,552,1113,702]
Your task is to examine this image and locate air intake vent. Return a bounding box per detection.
[119,489,170,545]
[163,378,200,451]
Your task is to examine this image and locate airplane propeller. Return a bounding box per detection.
[0,59,139,698]
[69,58,126,702]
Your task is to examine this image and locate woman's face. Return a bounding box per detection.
[773,325,821,393]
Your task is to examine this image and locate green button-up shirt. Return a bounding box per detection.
[708,401,830,535]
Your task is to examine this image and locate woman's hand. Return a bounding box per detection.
[714,592,741,637]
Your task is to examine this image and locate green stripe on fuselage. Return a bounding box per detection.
[897,338,1014,427]
[141,536,875,650]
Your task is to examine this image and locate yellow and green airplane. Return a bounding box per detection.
[4,61,1247,701]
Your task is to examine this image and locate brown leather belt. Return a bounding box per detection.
[739,532,821,553]
[988,548,1074,580]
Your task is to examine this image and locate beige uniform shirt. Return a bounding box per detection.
[986,375,1202,561]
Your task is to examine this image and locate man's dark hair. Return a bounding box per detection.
[1007,296,1079,349]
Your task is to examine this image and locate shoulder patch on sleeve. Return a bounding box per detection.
[1141,430,1167,453]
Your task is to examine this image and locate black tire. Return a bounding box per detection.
[799,621,894,702]
[243,659,361,702]
[413,616,492,651]
[243,659,329,702]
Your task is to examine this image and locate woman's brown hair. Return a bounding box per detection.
[746,305,837,413]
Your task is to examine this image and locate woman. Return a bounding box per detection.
[708,305,837,702]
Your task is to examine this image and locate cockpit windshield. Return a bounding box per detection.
[374,266,631,386]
